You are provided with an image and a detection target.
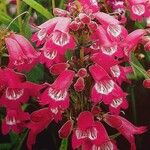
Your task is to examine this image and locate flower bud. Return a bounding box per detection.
[69,21,80,31]
[88,21,98,31]
[58,120,73,139]
[77,68,87,78]
[74,77,85,92]
[143,79,150,88]
[50,63,70,75]
[79,13,91,24]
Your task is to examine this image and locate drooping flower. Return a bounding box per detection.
[127,0,150,21]
[72,111,117,150]
[32,17,75,68]
[91,53,133,85]
[39,70,75,109]
[5,33,39,72]
[94,12,128,42]
[122,29,146,57]
[32,17,75,50]
[90,26,119,56]
[89,64,124,104]
[31,17,60,47]
[50,62,70,75]
[104,87,128,114]
[2,106,30,135]
[104,114,147,150]
[26,108,53,150]
[0,68,41,109]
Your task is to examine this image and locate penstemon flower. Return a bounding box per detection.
[127,0,150,21]
[0,0,150,150]
[5,33,39,72]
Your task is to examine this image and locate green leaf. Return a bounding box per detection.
[0,0,7,13]
[144,51,150,62]
[22,8,32,38]
[23,0,53,19]
[130,53,150,79]
[16,130,29,150]
[65,49,72,61]
[134,21,146,29]
[0,10,19,30]
[9,130,29,150]
[27,64,44,83]
[0,143,12,150]
[59,139,68,150]
[10,132,19,144]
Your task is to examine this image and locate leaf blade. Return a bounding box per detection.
[23,0,53,19]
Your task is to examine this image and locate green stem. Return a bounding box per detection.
[59,138,68,150]
[6,11,29,29]
[52,0,55,9]
[16,0,23,33]
[16,130,29,150]
[110,133,121,139]
[59,0,65,9]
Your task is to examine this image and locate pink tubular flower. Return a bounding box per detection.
[94,12,128,42]
[31,17,59,46]
[104,87,128,114]
[78,0,100,13]
[39,70,75,109]
[72,111,117,150]
[89,64,124,104]
[45,17,72,47]
[127,0,150,21]
[26,108,53,150]
[104,114,147,150]
[2,107,30,135]
[122,29,146,57]
[91,26,119,56]
[50,63,70,75]
[0,68,41,109]
[91,53,133,84]
[35,18,75,68]
[5,33,39,72]
[32,17,75,50]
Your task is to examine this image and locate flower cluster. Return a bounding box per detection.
[0,0,150,150]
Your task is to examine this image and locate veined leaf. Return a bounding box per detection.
[130,53,150,79]
[23,0,53,19]
[59,138,68,150]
